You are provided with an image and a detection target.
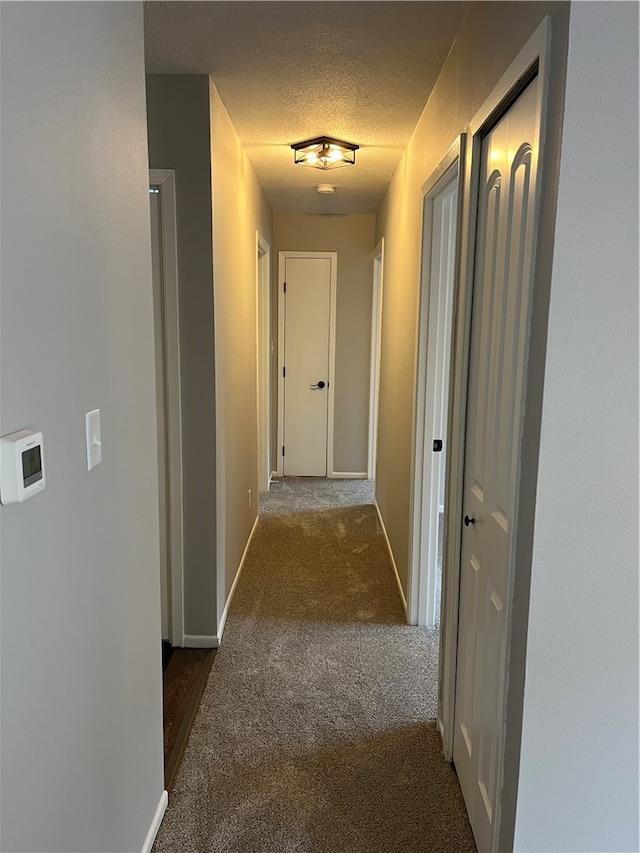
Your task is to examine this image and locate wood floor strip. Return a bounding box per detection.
[163,648,216,792]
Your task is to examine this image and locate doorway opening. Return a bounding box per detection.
[256,233,271,493]
[367,240,384,480]
[409,141,463,631]
[149,169,184,651]
[151,170,217,790]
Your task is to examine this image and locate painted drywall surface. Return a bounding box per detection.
[374,0,569,595]
[0,4,164,851]
[513,4,639,851]
[273,214,376,474]
[146,75,218,637]
[209,81,273,619]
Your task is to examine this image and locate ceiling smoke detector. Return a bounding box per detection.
[316,184,336,194]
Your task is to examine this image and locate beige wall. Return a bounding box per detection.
[146,75,218,637]
[272,214,376,475]
[514,4,639,850]
[1,3,164,850]
[375,0,570,596]
[209,81,273,617]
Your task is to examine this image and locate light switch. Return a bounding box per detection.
[85,409,102,471]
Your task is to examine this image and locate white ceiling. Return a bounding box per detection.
[144,2,469,214]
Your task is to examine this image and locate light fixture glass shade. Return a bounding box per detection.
[291,136,358,170]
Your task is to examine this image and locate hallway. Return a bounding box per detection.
[153,480,475,852]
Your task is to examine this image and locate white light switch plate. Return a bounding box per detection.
[85,409,102,471]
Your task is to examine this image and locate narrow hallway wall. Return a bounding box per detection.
[146,75,218,638]
[209,81,273,625]
[1,3,164,850]
[272,214,376,476]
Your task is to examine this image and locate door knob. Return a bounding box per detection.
[464,515,475,527]
[310,380,326,390]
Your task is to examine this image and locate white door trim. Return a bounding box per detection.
[367,240,384,480]
[256,232,271,492]
[442,17,552,850]
[408,137,464,632]
[149,169,185,648]
[277,251,337,478]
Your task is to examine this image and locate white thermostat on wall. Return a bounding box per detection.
[0,429,46,504]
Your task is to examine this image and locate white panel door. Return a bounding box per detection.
[283,257,332,476]
[453,77,540,852]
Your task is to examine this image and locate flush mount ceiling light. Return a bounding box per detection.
[316,184,335,194]
[291,136,359,170]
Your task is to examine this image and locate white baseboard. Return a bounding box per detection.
[182,634,219,648]
[374,500,408,617]
[141,790,168,853]
[217,514,260,643]
[330,471,368,479]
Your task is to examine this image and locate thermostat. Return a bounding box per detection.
[0,429,46,504]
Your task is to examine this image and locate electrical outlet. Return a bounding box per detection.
[248,488,252,510]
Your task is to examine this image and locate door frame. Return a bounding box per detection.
[256,232,271,492]
[276,251,337,478]
[367,240,384,480]
[149,169,185,648]
[408,137,465,630]
[440,17,552,850]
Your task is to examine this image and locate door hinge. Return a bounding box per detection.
[282,445,285,457]
[283,366,286,378]
[284,282,287,293]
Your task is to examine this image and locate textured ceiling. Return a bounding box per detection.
[144,2,468,214]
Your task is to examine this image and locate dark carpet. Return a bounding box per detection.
[153,479,475,853]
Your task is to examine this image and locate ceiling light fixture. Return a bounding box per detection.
[291,136,359,170]
[316,184,335,194]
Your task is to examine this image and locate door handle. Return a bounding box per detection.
[464,515,475,527]
[310,380,326,390]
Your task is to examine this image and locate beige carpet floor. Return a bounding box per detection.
[153,479,475,853]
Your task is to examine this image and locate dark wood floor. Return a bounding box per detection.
[162,645,216,791]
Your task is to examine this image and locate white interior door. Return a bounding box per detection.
[150,187,170,641]
[410,145,462,635]
[283,256,333,476]
[453,76,540,852]
[421,176,457,626]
